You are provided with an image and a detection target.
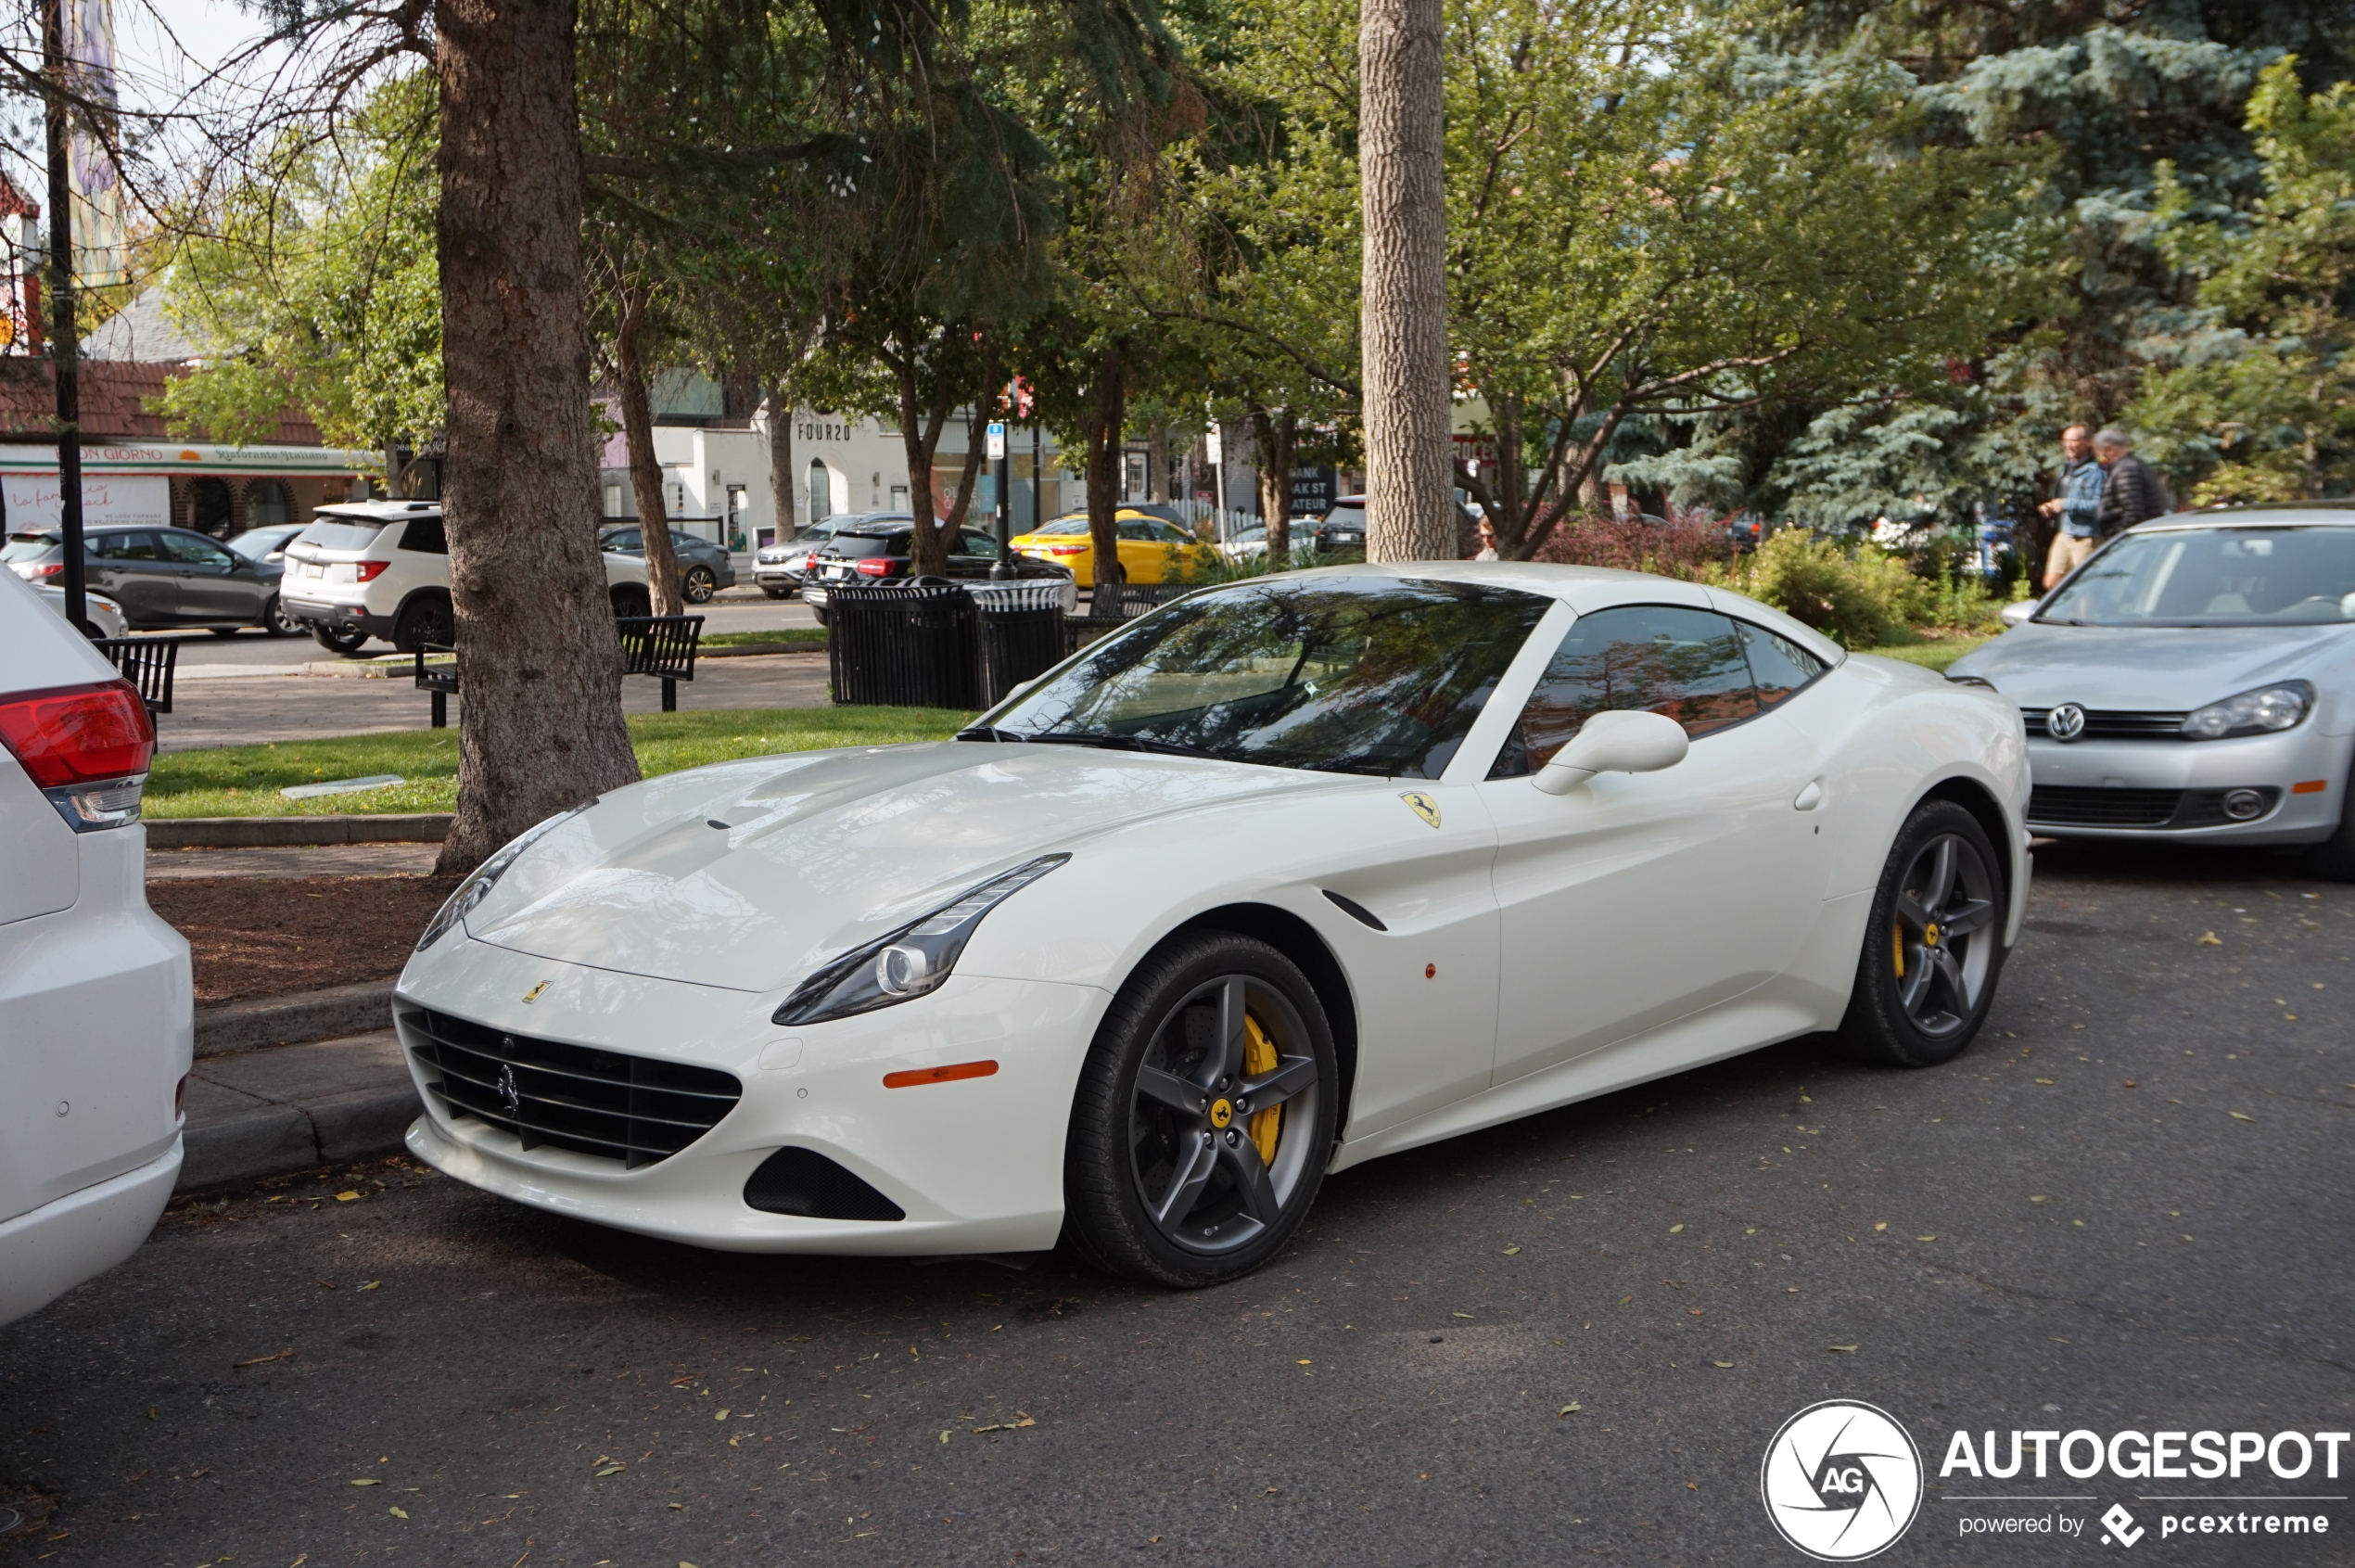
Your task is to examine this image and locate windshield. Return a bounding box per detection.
[292,520,393,553]
[2041,527,2355,627]
[228,528,294,560]
[988,576,1552,777]
[3,532,59,562]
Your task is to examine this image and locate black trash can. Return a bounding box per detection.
[828,582,981,708]
[970,580,1068,707]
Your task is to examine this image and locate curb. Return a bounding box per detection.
[196,980,398,1058]
[149,815,452,848]
[178,1031,420,1192]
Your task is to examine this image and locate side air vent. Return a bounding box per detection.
[1322,889,1388,931]
[745,1147,906,1221]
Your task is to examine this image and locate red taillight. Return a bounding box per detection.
[26,560,63,578]
[353,560,389,582]
[1045,545,1086,556]
[853,557,895,577]
[0,681,155,786]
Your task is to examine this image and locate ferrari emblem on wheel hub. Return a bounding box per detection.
[1208,1098,1235,1129]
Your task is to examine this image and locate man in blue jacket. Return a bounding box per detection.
[2037,424,2105,590]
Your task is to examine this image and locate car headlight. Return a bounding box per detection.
[772,854,1069,1026]
[414,801,595,951]
[2181,681,2314,741]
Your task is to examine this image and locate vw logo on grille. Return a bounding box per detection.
[496,1063,523,1117]
[2045,702,2088,742]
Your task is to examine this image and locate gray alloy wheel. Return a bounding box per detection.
[1064,932,1337,1286]
[264,593,302,637]
[1835,798,2005,1068]
[681,565,718,604]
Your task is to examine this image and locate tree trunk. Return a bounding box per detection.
[1250,403,1296,564]
[1082,348,1127,590]
[434,0,637,876]
[1358,0,1452,562]
[890,338,994,578]
[765,384,796,540]
[614,283,683,616]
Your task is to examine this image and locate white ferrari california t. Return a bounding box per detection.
[395,564,2030,1285]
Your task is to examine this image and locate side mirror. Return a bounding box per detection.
[1534,709,1689,796]
[1999,598,2038,628]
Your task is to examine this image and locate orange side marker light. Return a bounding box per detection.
[883,1060,999,1089]
[2292,780,2328,795]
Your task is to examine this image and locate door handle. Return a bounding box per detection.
[1792,780,1824,811]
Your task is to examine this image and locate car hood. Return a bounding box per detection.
[1947,621,2355,709]
[464,742,1338,993]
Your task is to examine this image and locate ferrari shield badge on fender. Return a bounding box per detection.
[1400,791,1442,829]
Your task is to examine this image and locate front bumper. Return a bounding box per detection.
[2024,727,2351,844]
[0,1141,181,1328]
[394,935,1107,1255]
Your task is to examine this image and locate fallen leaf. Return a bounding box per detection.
[1827,1345,1859,1353]
[236,1348,297,1368]
[361,1281,381,1291]
[1667,1224,1685,1233]
[2229,1111,2254,1122]
[595,1465,626,1477]
[2034,1077,2056,1085]
[1712,1360,1734,1369]
[2198,932,2221,945]
[2121,1081,2136,1089]
[1558,1402,1582,1416]
[668,1501,684,1510]
[1296,1359,1313,1365]
[335,1192,361,1202]
[1501,1245,1521,1256]
[714,1409,731,1421]
[2030,1194,2048,1203]
[1452,1312,1474,1319]
[350,1478,381,1486]
[1617,1295,1632,1306]
[1687,1308,1704,1317]
[1915,1235,1936,1243]
[1872,1222,1887,1231]
[972,1415,1037,1434]
[388,1506,408,1519]
[938,1431,951,1445]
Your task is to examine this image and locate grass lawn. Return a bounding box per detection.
[146,706,974,819]
[1856,633,1996,674]
[700,627,828,649]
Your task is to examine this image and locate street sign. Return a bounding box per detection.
[1205,422,1222,465]
[987,421,1006,459]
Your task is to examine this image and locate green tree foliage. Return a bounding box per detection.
[157,73,439,455]
[2131,59,2355,502]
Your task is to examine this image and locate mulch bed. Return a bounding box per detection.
[147,875,465,1005]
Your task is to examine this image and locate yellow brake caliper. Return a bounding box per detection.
[1892,921,1905,978]
[1242,1015,1281,1165]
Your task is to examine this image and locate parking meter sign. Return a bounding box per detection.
[987,422,1007,459]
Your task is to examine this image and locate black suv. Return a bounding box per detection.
[801,523,1076,624]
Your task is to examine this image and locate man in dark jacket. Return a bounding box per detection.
[2093,427,2170,538]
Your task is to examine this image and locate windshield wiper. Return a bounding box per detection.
[1025,730,1225,759]
[955,725,1027,743]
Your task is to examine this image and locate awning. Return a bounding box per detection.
[0,440,376,476]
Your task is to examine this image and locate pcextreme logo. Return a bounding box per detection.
[1762,1400,1926,1561]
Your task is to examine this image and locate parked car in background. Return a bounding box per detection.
[0,571,189,1327]
[226,523,310,566]
[36,584,128,639]
[1009,509,1212,587]
[596,525,737,604]
[1219,522,1268,562]
[278,502,652,655]
[753,516,862,598]
[4,523,296,637]
[1947,503,2355,877]
[1313,495,1481,556]
[801,522,1077,623]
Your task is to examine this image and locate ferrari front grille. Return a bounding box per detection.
[402,1007,742,1169]
[2027,785,2183,827]
[2019,708,2190,741]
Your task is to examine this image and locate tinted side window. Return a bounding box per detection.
[1115,518,1158,541]
[1736,619,1827,708]
[401,516,448,554]
[1489,605,1759,778]
[957,529,999,557]
[159,531,236,567]
[92,531,159,561]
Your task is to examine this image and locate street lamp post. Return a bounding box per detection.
[43,0,85,632]
[987,419,1011,580]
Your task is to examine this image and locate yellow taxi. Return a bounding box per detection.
[1008,509,1214,588]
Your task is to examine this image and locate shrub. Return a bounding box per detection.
[1533,508,1733,579]
[1706,529,1932,646]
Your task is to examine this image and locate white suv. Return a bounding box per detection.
[0,571,190,1328]
[280,502,654,655]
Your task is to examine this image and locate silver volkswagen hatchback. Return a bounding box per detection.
[1948,504,2355,878]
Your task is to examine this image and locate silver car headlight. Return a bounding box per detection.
[772,855,1069,1026]
[415,801,595,951]
[2181,681,2314,741]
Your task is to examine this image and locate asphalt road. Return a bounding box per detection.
[5,843,2350,1567]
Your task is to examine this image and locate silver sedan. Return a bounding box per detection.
[1949,503,2355,878]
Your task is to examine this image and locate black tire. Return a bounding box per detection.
[681,565,718,604]
[810,606,830,628]
[1834,799,2006,1067]
[392,594,455,654]
[761,584,793,600]
[610,585,653,619]
[312,623,369,656]
[208,625,241,638]
[2299,776,2355,882]
[262,593,301,637]
[1063,931,1338,1287]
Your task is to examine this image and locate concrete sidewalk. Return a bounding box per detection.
[181,1029,421,1192]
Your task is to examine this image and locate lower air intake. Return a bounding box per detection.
[745,1147,906,1221]
[403,1007,741,1169]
